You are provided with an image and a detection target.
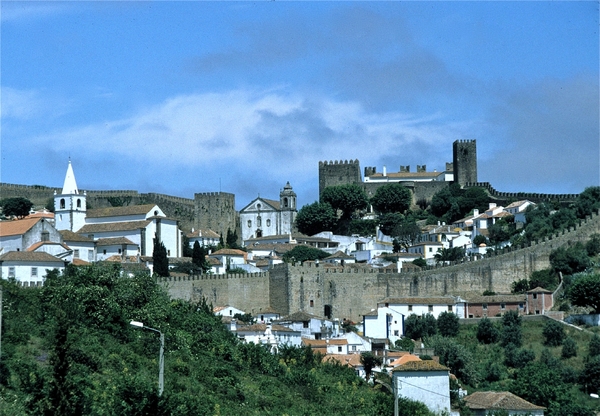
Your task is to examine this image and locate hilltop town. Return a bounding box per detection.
[1,139,599,415]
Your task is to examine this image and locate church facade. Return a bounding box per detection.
[239,182,297,243]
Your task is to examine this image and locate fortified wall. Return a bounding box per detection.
[164,211,600,322]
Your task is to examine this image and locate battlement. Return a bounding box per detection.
[465,182,580,204]
[194,191,235,198]
[318,159,360,167]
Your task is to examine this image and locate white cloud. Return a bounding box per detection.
[30,88,476,183]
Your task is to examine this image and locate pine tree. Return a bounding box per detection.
[192,241,210,273]
[152,238,170,277]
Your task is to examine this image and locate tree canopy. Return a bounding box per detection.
[1,197,33,218]
[281,245,330,264]
[569,274,600,313]
[152,238,170,277]
[320,184,369,219]
[369,183,412,214]
[295,201,337,236]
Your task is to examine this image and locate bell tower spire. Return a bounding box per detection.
[54,160,87,231]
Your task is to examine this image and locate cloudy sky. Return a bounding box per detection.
[1,1,598,209]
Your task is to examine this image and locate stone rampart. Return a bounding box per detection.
[466,182,580,205]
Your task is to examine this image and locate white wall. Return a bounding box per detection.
[394,371,451,414]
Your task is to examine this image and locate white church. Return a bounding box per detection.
[54,161,182,260]
[239,182,297,244]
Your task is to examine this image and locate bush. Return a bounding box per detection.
[476,317,500,344]
[437,312,460,337]
[395,337,415,353]
[589,334,600,358]
[500,311,522,348]
[561,337,577,359]
[550,243,592,276]
[542,319,566,347]
[504,344,535,369]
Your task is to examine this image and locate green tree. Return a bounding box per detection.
[575,186,600,219]
[569,273,600,312]
[488,218,514,246]
[504,344,535,368]
[226,228,240,249]
[500,310,522,347]
[476,317,500,344]
[320,184,369,219]
[404,314,437,340]
[510,362,565,407]
[0,197,33,218]
[428,335,478,385]
[529,269,559,290]
[182,234,193,257]
[511,278,530,294]
[360,351,383,381]
[192,241,210,273]
[581,356,600,394]
[412,258,427,268]
[281,245,330,264]
[542,319,566,347]
[437,311,459,337]
[473,234,488,247]
[395,337,415,353]
[586,234,600,256]
[378,212,403,235]
[589,334,600,357]
[434,247,465,263]
[370,183,412,214]
[430,186,455,218]
[561,336,577,359]
[152,238,170,277]
[295,201,337,236]
[550,243,591,276]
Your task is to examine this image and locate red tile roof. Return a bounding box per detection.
[0,218,41,237]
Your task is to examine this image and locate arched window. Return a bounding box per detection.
[248,220,252,227]
[283,197,288,208]
[266,219,271,227]
[60,199,65,209]
[76,199,81,208]
[257,216,262,227]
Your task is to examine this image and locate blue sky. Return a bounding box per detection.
[1,1,598,210]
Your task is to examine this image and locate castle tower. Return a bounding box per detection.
[279,182,297,235]
[54,160,87,231]
[452,140,478,187]
[194,192,237,239]
[318,159,362,196]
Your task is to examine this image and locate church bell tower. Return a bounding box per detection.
[54,160,87,232]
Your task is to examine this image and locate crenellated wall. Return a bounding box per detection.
[163,211,600,322]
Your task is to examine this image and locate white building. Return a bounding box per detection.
[0,217,63,254]
[377,296,467,319]
[504,200,536,225]
[392,360,452,414]
[54,161,182,259]
[230,321,302,351]
[362,306,405,344]
[275,311,340,340]
[208,249,247,273]
[187,228,220,248]
[239,182,297,243]
[0,251,66,286]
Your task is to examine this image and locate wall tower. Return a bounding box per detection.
[194,192,237,239]
[318,159,362,196]
[452,140,478,187]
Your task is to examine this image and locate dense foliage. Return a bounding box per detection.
[320,184,369,220]
[152,239,170,277]
[369,183,412,214]
[0,197,33,218]
[295,201,338,236]
[281,245,330,263]
[0,265,397,415]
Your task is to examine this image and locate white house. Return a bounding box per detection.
[0,217,63,254]
[504,200,536,225]
[254,307,281,323]
[322,250,356,265]
[0,251,66,286]
[60,230,96,262]
[95,237,139,261]
[230,321,302,351]
[407,241,444,263]
[275,311,340,340]
[377,296,467,319]
[392,360,452,414]
[239,182,297,242]
[209,249,247,273]
[187,228,220,248]
[214,305,247,318]
[363,306,405,344]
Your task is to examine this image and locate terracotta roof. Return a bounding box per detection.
[71,258,91,266]
[245,243,296,254]
[86,204,158,218]
[325,250,354,260]
[187,229,220,238]
[302,338,348,347]
[0,251,64,263]
[467,294,526,304]
[323,353,363,367]
[0,218,41,237]
[96,237,136,246]
[378,296,457,305]
[389,354,421,367]
[60,229,94,242]
[207,257,222,266]
[463,391,545,411]
[25,211,54,219]
[77,220,150,234]
[26,241,71,252]
[392,360,449,372]
[527,286,553,293]
[210,248,246,256]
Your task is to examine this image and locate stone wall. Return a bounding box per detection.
[318,160,361,196]
[194,192,238,239]
[165,211,600,322]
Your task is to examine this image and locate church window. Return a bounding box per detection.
[257,216,262,227]
[60,199,65,209]
[8,267,15,278]
[266,219,271,227]
[77,199,81,208]
[283,197,288,208]
[154,210,159,216]
[248,220,252,227]
[257,203,261,210]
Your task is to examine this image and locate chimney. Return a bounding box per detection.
[383,165,387,176]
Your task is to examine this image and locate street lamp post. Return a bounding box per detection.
[130,320,164,397]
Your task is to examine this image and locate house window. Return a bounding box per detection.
[8,267,15,277]
[428,305,433,312]
[41,231,49,242]
[103,250,107,255]
[167,250,171,256]
[394,330,399,336]
[31,267,37,277]
[257,216,262,227]
[408,305,412,311]
[533,293,538,299]
[248,220,252,227]
[483,304,488,310]
[60,198,65,209]
[303,321,309,328]
[519,303,524,309]
[337,346,342,352]
[429,247,433,252]
[468,314,474,318]
[310,300,314,307]
[74,249,80,258]
[118,249,122,254]
[77,199,81,208]
[448,305,453,312]
[266,219,271,227]
[501,303,506,310]
[88,250,93,261]
[352,345,357,351]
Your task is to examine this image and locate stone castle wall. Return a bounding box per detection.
[318,160,362,196]
[194,192,238,239]
[164,211,600,322]
[465,182,580,205]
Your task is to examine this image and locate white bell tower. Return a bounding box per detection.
[54,160,87,231]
